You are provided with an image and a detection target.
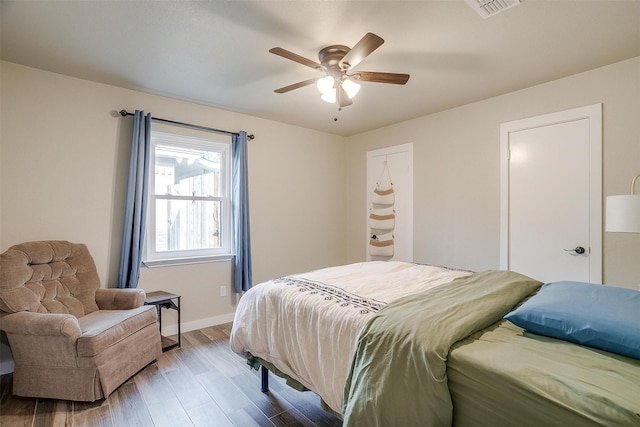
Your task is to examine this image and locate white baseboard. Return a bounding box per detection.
[161,312,235,337]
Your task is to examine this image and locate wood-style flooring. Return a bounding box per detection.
[0,323,343,427]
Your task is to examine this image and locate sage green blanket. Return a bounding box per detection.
[341,270,541,426]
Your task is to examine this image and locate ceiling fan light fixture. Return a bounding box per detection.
[342,79,361,99]
[321,89,337,103]
[317,76,335,95]
[270,33,409,107]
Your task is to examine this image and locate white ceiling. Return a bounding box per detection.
[2,1,639,137]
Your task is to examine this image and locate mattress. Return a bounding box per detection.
[230,261,472,413]
[448,320,640,427]
[231,261,640,426]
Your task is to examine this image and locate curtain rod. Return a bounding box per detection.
[119,110,255,140]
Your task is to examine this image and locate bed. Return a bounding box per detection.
[229,261,640,426]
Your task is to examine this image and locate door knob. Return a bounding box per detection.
[564,246,586,254]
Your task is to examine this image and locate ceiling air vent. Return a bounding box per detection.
[465,0,521,19]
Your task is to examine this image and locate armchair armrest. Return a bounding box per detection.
[1,311,82,368]
[95,288,146,310]
[1,311,81,340]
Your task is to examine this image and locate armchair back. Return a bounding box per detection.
[0,241,101,317]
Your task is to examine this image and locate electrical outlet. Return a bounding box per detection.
[220,286,227,297]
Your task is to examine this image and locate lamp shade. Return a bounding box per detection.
[342,79,361,99]
[320,89,336,104]
[316,76,335,94]
[606,195,640,233]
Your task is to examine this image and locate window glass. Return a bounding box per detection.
[146,132,232,263]
[154,199,223,252]
[154,145,222,197]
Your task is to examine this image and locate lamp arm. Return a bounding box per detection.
[632,173,640,195]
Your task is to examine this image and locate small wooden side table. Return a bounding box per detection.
[144,291,181,352]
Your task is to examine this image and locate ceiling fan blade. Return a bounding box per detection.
[274,78,318,94]
[269,47,322,70]
[353,71,410,85]
[337,85,353,108]
[339,33,384,70]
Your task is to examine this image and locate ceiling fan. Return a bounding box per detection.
[270,33,410,108]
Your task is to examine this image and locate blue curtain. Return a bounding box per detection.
[118,110,152,288]
[232,131,252,292]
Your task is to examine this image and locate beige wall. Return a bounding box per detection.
[2,57,640,373]
[0,61,347,336]
[346,56,640,289]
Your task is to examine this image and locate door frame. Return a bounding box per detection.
[499,103,602,283]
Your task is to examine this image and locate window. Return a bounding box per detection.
[145,131,232,265]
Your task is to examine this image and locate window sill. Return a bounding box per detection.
[143,254,234,268]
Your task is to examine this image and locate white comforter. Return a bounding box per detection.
[229,261,471,414]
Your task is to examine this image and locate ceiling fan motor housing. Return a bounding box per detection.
[319,45,350,67]
[319,45,351,79]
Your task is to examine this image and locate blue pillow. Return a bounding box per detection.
[505,281,640,359]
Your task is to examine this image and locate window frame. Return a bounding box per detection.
[144,131,233,266]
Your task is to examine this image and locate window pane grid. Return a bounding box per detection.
[154,195,224,202]
[147,131,231,261]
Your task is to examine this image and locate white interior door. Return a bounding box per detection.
[366,143,413,262]
[500,104,602,283]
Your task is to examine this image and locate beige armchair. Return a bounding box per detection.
[0,240,162,401]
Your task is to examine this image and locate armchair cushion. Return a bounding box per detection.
[0,241,100,316]
[77,306,157,357]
